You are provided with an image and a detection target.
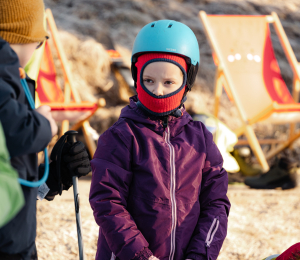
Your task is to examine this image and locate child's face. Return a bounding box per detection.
[10,42,40,68]
[142,62,183,96]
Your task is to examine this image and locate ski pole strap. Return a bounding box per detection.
[17,68,49,187]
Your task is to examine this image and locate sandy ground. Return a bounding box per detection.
[36,178,300,260]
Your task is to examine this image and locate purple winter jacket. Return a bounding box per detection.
[89,96,230,260]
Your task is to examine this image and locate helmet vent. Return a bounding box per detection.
[168,24,173,28]
[151,23,155,27]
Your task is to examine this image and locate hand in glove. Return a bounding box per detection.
[45,140,91,200]
[59,141,91,189]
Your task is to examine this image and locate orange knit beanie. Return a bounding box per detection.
[0,0,49,44]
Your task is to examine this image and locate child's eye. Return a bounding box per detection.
[143,79,153,83]
[165,81,174,85]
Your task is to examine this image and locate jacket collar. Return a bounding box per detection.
[120,95,193,137]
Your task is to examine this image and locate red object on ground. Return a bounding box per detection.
[277,243,300,260]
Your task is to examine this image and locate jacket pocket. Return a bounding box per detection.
[205,217,219,248]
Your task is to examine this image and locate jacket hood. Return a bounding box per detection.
[120,95,193,137]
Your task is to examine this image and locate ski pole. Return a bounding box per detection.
[65,130,85,260]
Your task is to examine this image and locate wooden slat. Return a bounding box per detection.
[46,9,81,103]
[236,139,286,145]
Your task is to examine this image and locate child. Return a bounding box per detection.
[90,20,230,260]
[0,1,91,259]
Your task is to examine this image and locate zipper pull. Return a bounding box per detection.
[163,116,168,130]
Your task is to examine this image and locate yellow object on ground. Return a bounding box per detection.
[193,113,240,173]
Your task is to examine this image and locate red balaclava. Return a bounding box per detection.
[135,53,188,117]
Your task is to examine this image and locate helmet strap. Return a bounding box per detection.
[131,56,138,87]
[171,88,188,118]
[186,62,199,91]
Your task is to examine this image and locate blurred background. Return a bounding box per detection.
[36,0,300,259]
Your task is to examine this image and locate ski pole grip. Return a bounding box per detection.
[65,130,78,144]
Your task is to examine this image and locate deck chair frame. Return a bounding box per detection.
[45,9,105,157]
[199,11,300,171]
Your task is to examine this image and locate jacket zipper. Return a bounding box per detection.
[165,126,177,260]
[205,217,219,247]
[110,253,116,260]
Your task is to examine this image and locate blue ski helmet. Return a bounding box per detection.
[131,20,200,91]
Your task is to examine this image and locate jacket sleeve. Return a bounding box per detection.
[89,127,151,260]
[185,126,231,260]
[0,39,52,157]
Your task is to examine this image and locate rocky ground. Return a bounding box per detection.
[35,0,300,259]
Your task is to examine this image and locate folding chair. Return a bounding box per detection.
[105,38,136,96]
[199,11,300,172]
[36,9,105,157]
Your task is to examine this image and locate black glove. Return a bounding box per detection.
[60,141,91,189]
[46,140,91,197]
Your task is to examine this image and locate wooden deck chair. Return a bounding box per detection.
[36,9,105,157]
[199,11,300,172]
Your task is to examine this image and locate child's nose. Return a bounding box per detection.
[152,83,164,96]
